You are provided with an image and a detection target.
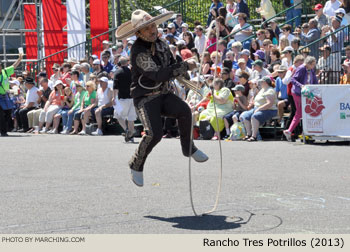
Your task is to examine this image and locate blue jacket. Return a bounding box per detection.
[207,1,224,26]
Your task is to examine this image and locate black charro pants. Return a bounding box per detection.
[129,92,198,172]
[0,107,12,134]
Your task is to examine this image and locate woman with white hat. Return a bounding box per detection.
[39,80,64,134]
[115,9,208,187]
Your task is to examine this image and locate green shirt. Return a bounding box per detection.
[72,90,87,110]
[0,66,14,95]
[83,90,96,107]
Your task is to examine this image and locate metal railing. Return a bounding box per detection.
[298,25,350,84]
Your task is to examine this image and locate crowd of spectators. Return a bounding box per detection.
[2,0,350,141]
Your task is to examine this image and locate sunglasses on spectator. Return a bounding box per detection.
[52,68,58,71]
[263,43,269,46]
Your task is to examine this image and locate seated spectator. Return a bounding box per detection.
[266,28,278,45]
[223,84,248,138]
[81,63,91,85]
[279,36,290,52]
[167,23,179,38]
[234,58,253,84]
[283,56,318,141]
[51,87,74,134]
[101,53,114,74]
[249,39,260,59]
[340,61,350,84]
[15,77,39,132]
[275,65,289,123]
[281,46,294,68]
[216,16,230,39]
[261,39,272,64]
[268,19,281,40]
[251,59,270,85]
[239,49,253,68]
[207,0,224,26]
[69,70,83,95]
[201,52,213,75]
[72,81,96,135]
[226,0,236,14]
[279,24,295,45]
[291,38,301,56]
[173,13,184,34]
[59,63,71,86]
[256,29,267,47]
[317,44,337,83]
[253,49,265,63]
[207,30,217,54]
[221,67,235,91]
[240,76,278,142]
[268,48,282,73]
[210,51,222,76]
[39,80,65,134]
[50,63,61,88]
[231,13,252,49]
[92,59,103,75]
[183,31,195,50]
[218,39,228,61]
[199,78,234,140]
[29,78,52,133]
[91,77,114,136]
[237,70,251,97]
[67,84,86,134]
[219,6,236,31]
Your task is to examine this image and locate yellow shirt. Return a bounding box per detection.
[339,75,350,85]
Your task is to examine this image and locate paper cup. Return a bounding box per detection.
[18,47,23,54]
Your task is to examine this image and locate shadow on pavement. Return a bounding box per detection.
[144,214,252,231]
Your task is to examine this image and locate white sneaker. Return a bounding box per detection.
[60,129,67,134]
[91,129,103,136]
[192,149,209,162]
[78,130,86,135]
[48,129,58,134]
[283,130,292,142]
[39,127,47,134]
[130,169,143,187]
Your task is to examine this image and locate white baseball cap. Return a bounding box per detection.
[53,80,64,88]
[99,76,109,83]
[93,59,101,65]
[9,80,20,86]
[335,8,346,15]
[102,40,110,45]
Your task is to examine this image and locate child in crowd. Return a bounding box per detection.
[51,87,74,134]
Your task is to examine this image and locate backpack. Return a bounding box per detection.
[199,120,214,140]
[229,122,246,140]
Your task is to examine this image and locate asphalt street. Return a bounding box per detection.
[0,133,349,234]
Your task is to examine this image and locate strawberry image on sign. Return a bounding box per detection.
[305,96,325,117]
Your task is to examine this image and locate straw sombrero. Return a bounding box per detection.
[115,9,174,40]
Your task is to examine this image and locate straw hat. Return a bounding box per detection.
[115,9,174,40]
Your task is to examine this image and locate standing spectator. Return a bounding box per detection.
[173,14,184,34]
[314,4,330,30]
[324,0,341,17]
[207,0,224,26]
[275,65,289,123]
[194,25,207,55]
[38,80,64,134]
[167,23,178,37]
[0,54,23,136]
[226,0,236,14]
[235,0,250,19]
[28,78,51,133]
[335,8,349,26]
[179,23,193,40]
[232,13,253,49]
[257,0,276,21]
[240,76,278,141]
[291,38,301,55]
[9,80,25,132]
[113,57,137,142]
[90,77,114,136]
[299,19,321,60]
[283,56,318,141]
[285,0,302,29]
[15,77,39,133]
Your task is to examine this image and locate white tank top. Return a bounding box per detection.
[97,88,110,107]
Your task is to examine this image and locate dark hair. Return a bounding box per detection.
[218,39,227,48]
[223,59,233,71]
[216,16,225,26]
[250,39,260,59]
[240,71,250,80]
[97,71,108,78]
[266,28,277,41]
[218,7,227,18]
[71,70,79,77]
[194,20,201,26]
[102,50,111,57]
[184,31,194,45]
[271,48,281,58]
[63,63,71,68]
[282,24,292,32]
[40,78,49,83]
[213,78,224,89]
[190,48,200,62]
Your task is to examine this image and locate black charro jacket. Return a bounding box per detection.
[130,37,189,98]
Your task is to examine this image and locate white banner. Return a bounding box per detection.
[67,0,86,60]
[302,85,350,137]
